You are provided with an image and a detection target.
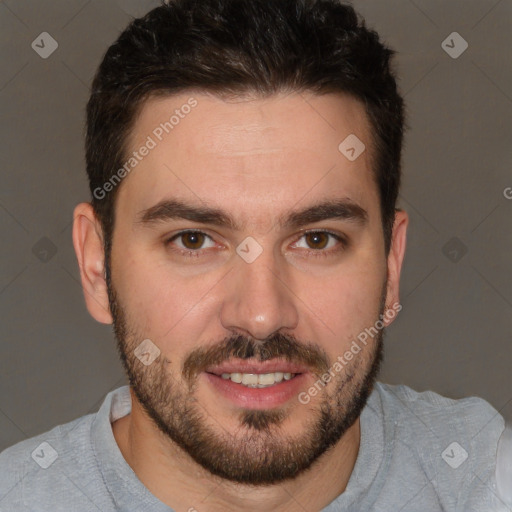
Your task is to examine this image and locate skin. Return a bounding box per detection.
[72,91,408,512]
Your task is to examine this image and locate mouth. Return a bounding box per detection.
[202,359,310,409]
[217,371,297,388]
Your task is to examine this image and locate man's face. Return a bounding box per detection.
[106,91,391,484]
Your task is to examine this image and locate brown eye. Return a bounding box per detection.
[291,231,347,257]
[180,231,206,250]
[166,230,216,253]
[304,232,329,249]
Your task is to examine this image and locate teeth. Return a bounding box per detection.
[242,374,258,386]
[230,373,242,383]
[258,373,276,386]
[218,372,297,387]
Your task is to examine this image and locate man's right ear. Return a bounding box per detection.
[72,203,113,324]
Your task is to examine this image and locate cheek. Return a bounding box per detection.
[300,260,385,318]
[111,226,386,355]
[112,246,223,341]
[294,261,385,362]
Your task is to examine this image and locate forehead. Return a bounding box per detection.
[117,91,378,223]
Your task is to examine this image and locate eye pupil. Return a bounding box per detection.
[182,232,204,249]
[306,232,328,249]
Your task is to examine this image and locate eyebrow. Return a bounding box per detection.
[135,197,368,231]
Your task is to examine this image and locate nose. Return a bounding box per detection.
[220,246,299,341]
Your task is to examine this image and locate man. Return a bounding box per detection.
[0,0,507,510]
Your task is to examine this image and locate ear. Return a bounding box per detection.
[72,203,113,324]
[384,209,408,325]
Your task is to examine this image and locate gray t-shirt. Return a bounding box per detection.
[0,382,508,511]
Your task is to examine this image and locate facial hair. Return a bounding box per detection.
[107,275,386,485]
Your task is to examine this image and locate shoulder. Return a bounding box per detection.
[0,413,96,510]
[371,382,506,509]
[373,381,504,453]
[374,381,501,429]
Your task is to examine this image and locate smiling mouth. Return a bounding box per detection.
[204,358,307,389]
[215,371,298,388]
[202,359,309,409]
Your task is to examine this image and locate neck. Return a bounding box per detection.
[112,388,361,512]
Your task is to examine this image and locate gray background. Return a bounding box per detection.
[0,0,511,452]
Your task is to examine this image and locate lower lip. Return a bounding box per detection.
[203,372,308,410]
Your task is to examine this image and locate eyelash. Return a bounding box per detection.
[164,229,348,259]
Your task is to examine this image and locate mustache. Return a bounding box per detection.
[182,332,330,386]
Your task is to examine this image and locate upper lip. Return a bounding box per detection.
[205,358,310,376]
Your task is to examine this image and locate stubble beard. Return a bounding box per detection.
[107,275,385,485]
